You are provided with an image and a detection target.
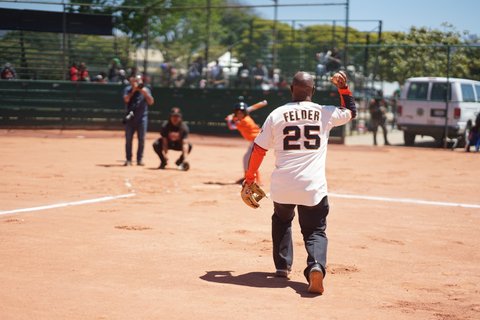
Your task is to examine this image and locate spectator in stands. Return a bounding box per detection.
[270,68,281,89]
[118,69,128,85]
[194,57,204,76]
[325,48,342,73]
[69,62,79,81]
[186,59,202,88]
[108,58,121,83]
[208,60,226,88]
[128,66,139,79]
[172,69,186,88]
[160,62,173,87]
[1,63,17,80]
[93,72,108,83]
[78,62,90,81]
[236,61,251,88]
[315,52,327,77]
[252,59,268,89]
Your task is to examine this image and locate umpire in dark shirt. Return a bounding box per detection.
[153,108,192,171]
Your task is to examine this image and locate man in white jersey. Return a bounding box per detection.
[243,71,356,294]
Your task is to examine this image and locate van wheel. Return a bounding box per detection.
[404,131,416,146]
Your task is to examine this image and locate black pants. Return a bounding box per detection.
[272,196,329,280]
[152,139,192,166]
[371,117,389,145]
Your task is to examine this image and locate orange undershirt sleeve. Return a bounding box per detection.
[244,143,267,184]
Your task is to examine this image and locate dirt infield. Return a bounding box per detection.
[0,129,479,320]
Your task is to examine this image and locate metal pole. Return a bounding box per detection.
[343,0,349,66]
[377,20,382,42]
[443,45,451,149]
[143,9,149,75]
[291,20,295,43]
[249,19,254,45]
[372,20,382,82]
[272,0,278,70]
[332,20,336,48]
[363,33,369,76]
[62,2,67,80]
[205,0,211,66]
[300,24,305,69]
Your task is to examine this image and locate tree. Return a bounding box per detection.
[376,26,474,83]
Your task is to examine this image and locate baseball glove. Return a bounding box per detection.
[330,71,348,89]
[241,182,267,209]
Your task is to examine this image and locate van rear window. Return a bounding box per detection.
[461,84,476,102]
[407,82,428,100]
[431,83,451,101]
[475,85,480,102]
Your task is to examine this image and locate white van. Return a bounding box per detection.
[397,77,480,146]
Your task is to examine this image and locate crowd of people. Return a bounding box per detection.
[157,58,289,90]
[65,57,287,90]
[3,51,337,91]
[68,58,146,85]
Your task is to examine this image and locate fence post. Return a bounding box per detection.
[204,0,211,66]
[443,45,451,148]
[62,3,67,81]
[143,6,150,74]
[343,0,349,66]
[272,0,278,70]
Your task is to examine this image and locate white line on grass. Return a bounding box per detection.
[329,193,480,209]
[0,193,136,216]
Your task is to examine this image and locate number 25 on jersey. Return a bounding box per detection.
[283,125,321,150]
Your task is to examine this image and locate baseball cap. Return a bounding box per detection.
[170,107,182,117]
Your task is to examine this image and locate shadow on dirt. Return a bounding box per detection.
[203,181,240,186]
[200,271,321,298]
[96,164,126,168]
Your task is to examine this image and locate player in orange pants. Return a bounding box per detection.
[225,102,262,184]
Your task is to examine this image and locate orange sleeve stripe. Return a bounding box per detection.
[338,87,352,95]
[245,143,267,183]
[338,86,351,108]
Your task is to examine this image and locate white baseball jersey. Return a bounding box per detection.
[254,101,352,206]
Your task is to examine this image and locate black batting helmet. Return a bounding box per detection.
[233,101,249,115]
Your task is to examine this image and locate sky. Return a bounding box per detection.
[243,0,479,34]
[0,0,478,34]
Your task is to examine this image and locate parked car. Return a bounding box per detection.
[397,77,480,146]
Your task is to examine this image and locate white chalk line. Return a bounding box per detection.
[329,193,480,209]
[1,191,477,217]
[0,193,136,216]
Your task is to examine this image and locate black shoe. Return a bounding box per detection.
[175,158,183,166]
[158,163,166,169]
[137,161,145,166]
[124,160,132,166]
[178,161,190,171]
[275,269,291,278]
[307,264,324,294]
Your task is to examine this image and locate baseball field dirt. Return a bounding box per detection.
[0,129,479,320]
